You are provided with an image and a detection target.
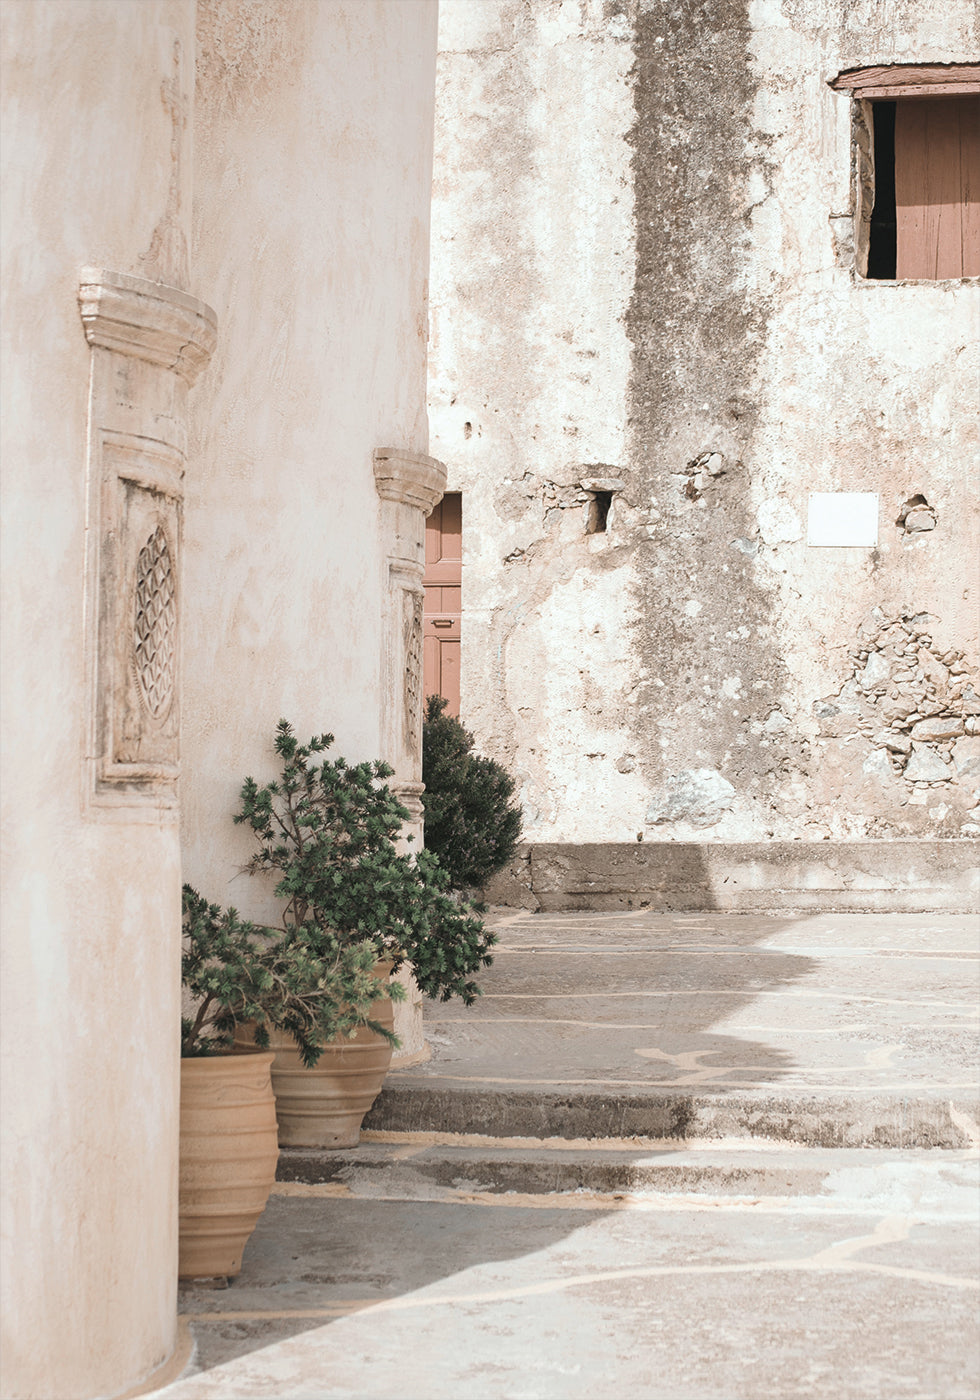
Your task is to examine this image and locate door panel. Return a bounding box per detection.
[423,493,462,717]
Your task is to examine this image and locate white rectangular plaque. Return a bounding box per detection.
[807,492,879,547]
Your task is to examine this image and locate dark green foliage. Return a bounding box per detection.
[422,695,523,890]
[183,722,496,1060]
[181,886,392,1066]
[233,720,495,1004]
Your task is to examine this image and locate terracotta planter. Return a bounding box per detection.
[236,978,394,1148]
[178,1050,279,1280]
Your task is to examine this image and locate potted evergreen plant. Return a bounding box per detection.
[178,887,386,1279]
[225,720,496,1147]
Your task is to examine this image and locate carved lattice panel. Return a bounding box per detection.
[92,433,184,802]
[403,587,424,748]
[78,269,215,814]
[133,525,178,720]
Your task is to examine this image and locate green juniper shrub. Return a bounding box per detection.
[421,695,523,891]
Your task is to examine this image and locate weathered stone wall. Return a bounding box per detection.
[429,0,979,849]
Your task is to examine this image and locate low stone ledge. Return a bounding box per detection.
[484,840,979,913]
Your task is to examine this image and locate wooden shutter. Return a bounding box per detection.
[895,96,980,279]
[423,493,461,717]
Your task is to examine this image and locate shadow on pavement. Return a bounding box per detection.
[173,895,827,1383]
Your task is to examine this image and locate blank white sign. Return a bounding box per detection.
[807,492,879,547]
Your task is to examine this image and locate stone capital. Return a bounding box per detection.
[373,448,447,515]
[78,268,217,385]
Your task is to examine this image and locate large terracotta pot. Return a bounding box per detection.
[236,976,394,1148]
[178,1050,279,1280]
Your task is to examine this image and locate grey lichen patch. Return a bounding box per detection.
[645,769,736,829]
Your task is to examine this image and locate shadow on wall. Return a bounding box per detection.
[483,841,725,911]
[481,840,980,915]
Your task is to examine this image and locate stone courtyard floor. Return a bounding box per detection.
[151,909,980,1400]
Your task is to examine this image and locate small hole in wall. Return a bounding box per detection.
[896,494,937,534]
[586,490,613,534]
[463,422,472,440]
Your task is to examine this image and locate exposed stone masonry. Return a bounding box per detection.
[816,609,980,833]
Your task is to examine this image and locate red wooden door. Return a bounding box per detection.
[423,492,461,717]
[895,95,980,279]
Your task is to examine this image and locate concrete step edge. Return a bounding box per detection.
[362,1085,980,1150]
[277,1138,978,1197]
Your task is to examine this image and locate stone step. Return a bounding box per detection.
[362,1084,979,1150]
[277,1134,980,1207]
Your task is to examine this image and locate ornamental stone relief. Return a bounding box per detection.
[97,441,183,798]
[78,269,216,813]
[374,447,447,785]
[404,587,424,747]
[133,525,177,722]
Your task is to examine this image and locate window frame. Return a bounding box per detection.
[830,63,980,282]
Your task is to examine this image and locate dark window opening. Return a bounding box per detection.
[830,66,980,281]
[586,491,612,534]
[867,101,897,279]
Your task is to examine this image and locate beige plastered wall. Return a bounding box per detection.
[1,1,439,1396]
[182,0,438,1037]
[0,3,196,1397]
[429,0,980,847]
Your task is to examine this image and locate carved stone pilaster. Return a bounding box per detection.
[78,268,216,383]
[78,269,216,815]
[374,447,446,801]
[373,448,447,514]
[374,448,446,1063]
[391,781,426,845]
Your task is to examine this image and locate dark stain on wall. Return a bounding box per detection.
[625,0,785,795]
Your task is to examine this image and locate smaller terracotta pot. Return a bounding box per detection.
[179,1050,279,1280]
[236,974,394,1148]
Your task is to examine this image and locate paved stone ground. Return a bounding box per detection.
[365,910,980,1147]
[150,911,980,1400]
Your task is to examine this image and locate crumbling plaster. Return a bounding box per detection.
[429,0,979,845]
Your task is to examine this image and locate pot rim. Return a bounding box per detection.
[180,1048,275,1073]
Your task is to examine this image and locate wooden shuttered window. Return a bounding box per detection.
[894,96,980,280]
[831,64,980,280]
